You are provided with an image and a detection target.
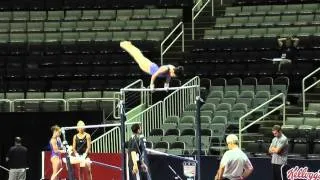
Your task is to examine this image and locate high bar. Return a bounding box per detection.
[121,85,200,92]
[61,122,141,131]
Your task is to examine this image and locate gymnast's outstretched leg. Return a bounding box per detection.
[120,41,154,74]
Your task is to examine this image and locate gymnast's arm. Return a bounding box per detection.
[164,76,171,88]
[6,147,12,162]
[150,66,169,87]
[277,38,286,47]
[131,151,139,174]
[50,138,64,154]
[85,133,91,155]
[292,37,299,47]
[72,135,78,156]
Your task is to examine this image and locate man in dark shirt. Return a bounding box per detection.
[276,36,299,71]
[6,137,28,180]
[128,124,151,180]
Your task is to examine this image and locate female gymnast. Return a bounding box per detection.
[49,125,64,180]
[120,41,184,89]
[72,120,92,180]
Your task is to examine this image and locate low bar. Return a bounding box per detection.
[146,148,197,163]
[61,122,141,131]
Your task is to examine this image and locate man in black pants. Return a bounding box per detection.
[269,125,289,180]
[6,137,28,180]
[128,124,151,180]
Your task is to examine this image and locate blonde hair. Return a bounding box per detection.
[51,125,60,133]
[226,134,238,145]
[77,120,85,128]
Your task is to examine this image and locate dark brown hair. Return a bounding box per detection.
[173,66,184,77]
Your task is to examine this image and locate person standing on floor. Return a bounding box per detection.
[6,137,28,180]
[214,134,253,180]
[269,125,289,180]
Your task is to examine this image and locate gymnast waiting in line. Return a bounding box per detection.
[120,41,184,89]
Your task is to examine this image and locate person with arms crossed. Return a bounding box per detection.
[72,120,92,180]
[6,137,28,180]
[215,134,253,180]
[120,41,184,89]
[269,125,288,180]
[128,123,151,180]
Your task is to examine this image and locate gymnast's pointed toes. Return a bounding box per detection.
[120,41,131,49]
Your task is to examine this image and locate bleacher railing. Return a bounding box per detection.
[163,76,201,120]
[302,67,320,113]
[91,126,121,153]
[126,101,163,139]
[122,79,150,106]
[90,76,200,153]
[67,97,120,119]
[6,97,120,115]
[11,99,67,111]
[192,0,214,40]
[0,99,12,112]
[238,93,286,148]
[161,21,184,65]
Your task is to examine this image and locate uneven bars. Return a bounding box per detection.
[61,122,141,131]
[146,148,197,163]
[0,165,9,172]
[120,85,199,92]
[63,157,122,171]
[51,168,63,180]
[90,160,122,171]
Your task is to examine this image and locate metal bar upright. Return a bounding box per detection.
[195,96,202,180]
[60,129,74,180]
[119,100,127,180]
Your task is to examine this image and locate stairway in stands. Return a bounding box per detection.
[159,1,224,66]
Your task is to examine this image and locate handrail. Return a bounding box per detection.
[192,0,214,40]
[0,99,12,112]
[160,21,184,65]
[302,67,320,113]
[121,79,149,106]
[163,76,201,120]
[66,97,118,111]
[126,101,163,139]
[113,92,121,119]
[91,126,121,153]
[123,79,144,89]
[238,93,286,148]
[11,98,67,112]
[91,126,119,143]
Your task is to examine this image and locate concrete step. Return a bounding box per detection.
[285,105,303,116]
[298,93,320,104]
[260,120,284,127]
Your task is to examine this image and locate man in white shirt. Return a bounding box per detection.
[215,134,253,180]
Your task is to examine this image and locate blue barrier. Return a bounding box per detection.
[148,155,320,180]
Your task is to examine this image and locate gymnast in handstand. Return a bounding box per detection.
[120,41,184,89]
